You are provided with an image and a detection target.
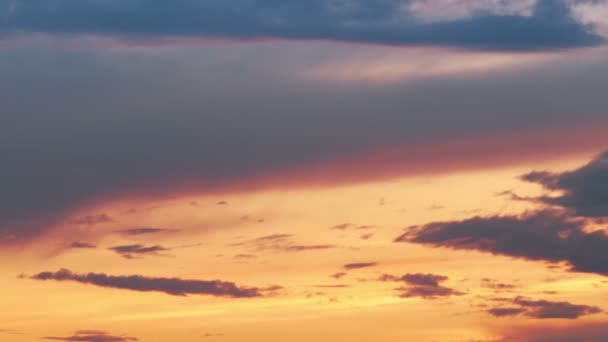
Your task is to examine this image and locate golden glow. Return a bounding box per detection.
[1,152,606,341]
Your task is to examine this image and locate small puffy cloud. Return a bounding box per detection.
[379,272,464,299]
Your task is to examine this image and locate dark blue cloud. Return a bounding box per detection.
[397,210,608,275]
[0,0,603,50]
[521,150,608,217]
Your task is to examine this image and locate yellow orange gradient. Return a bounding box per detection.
[1,150,607,341]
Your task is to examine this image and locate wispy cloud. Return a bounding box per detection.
[330,272,347,279]
[70,214,113,225]
[68,242,97,249]
[343,262,378,270]
[43,330,138,342]
[233,234,336,253]
[116,228,177,236]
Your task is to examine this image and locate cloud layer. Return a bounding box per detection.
[2,28,608,244]
[0,0,603,50]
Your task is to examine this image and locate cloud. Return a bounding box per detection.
[487,297,602,319]
[379,272,464,299]
[330,223,374,231]
[69,242,97,249]
[521,150,608,217]
[0,328,20,335]
[234,254,256,260]
[203,333,224,338]
[0,0,603,50]
[70,214,113,225]
[498,321,608,342]
[107,244,170,259]
[233,234,336,253]
[2,34,608,244]
[313,284,351,288]
[359,233,374,240]
[43,330,138,342]
[343,262,378,270]
[29,268,275,297]
[116,228,176,236]
[396,210,608,275]
[481,278,517,291]
[330,272,347,279]
[283,245,336,252]
[488,307,528,317]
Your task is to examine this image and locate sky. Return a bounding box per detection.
[1,0,608,341]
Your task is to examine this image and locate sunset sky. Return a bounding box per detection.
[2,1,608,341]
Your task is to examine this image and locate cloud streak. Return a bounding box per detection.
[43,330,138,342]
[107,244,170,259]
[69,242,97,249]
[29,269,275,297]
[343,262,378,270]
[116,228,176,236]
[233,234,336,253]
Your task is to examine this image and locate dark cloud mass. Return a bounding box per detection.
[29,268,271,297]
[0,0,602,50]
[43,330,138,342]
[521,150,608,217]
[488,297,602,319]
[379,273,464,299]
[1,14,608,244]
[397,210,608,275]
